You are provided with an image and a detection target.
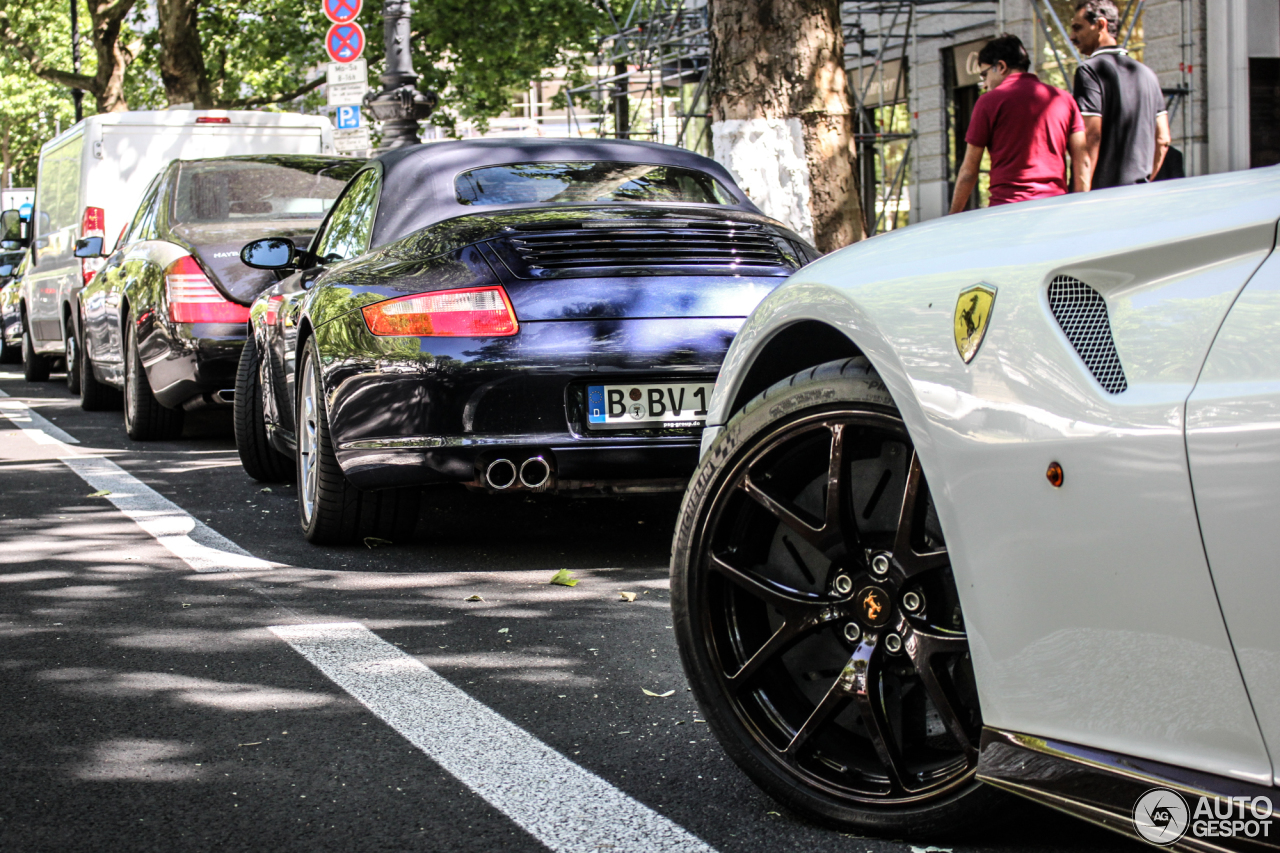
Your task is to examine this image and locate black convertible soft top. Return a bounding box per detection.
[369,138,762,245]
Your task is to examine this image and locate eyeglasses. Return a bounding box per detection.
[978,67,991,80]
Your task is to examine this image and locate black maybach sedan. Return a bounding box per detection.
[75,155,365,438]
[236,139,817,545]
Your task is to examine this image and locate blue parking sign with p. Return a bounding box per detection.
[337,106,362,129]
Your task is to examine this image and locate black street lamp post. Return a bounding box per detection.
[363,0,437,152]
[70,0,83,122]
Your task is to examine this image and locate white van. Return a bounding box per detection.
[16,109,335,383]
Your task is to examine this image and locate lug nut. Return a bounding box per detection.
[902,591,922,612]
[885,633,903,653]
[833,574,853,595]
[843,622,861,643]
[871,554,890,576]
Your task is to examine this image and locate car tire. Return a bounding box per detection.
[21,322,51,382]
[77,314,121,412]
[671,357,1005,838]
[296,337,419,546]
[122,319,183,441]
[64,321,82,396]
[234,332,292,483]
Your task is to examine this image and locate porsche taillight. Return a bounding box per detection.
[361,286,519,337]
[165,256,249,323]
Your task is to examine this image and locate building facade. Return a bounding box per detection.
[884,0,1280,224]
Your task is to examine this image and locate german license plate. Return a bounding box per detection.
[587,382,712,430]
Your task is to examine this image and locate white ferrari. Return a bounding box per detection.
[671,167,1280,847]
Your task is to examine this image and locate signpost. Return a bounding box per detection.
[336,105,362,129]
[327,57,367,106]
[323,0,361,24]
[333,127,372,153]
[325,22,365,63]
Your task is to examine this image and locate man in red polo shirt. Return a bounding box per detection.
[949,34,1088,213]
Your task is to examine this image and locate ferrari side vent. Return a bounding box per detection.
[1047,275,1128,394]
[504,221,789,274]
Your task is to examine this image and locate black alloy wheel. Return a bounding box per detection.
[234,332,292,482]
[77,310,120,411]
[64,321,82,396]
[122,319,183,441]
[21,319,51,382]
[671,358,1002,837]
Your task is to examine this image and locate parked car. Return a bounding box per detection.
[76,154,364,438]
[0,248,26,364]
[235,138,817,545]
[11,109,336,388]
[669,166,1280,845]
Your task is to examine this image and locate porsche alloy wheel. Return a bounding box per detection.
[298,350,322,528]
[296,338,419,546]
[672,358,1001,836]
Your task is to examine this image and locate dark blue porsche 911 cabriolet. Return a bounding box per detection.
[235,138,817,545]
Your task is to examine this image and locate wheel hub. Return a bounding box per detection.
[855,583,894,628]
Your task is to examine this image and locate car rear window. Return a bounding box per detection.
[455,162,736,206]
[172,158,363,224]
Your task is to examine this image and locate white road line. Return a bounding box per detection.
[0,388,268,573]
[0,393,80,444]
[62,455,275,573]
[271,622,717,853]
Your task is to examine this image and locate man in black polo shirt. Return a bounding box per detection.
[1070,0,1171,189]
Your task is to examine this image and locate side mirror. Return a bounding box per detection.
[0,209,28,249]
[241,237,297,270]
[74,236,105,258]
[0,264,12,277]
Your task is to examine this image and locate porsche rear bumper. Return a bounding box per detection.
[313,312,736,491]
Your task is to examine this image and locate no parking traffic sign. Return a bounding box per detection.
[323,0,361,24]
[325,22,365,63]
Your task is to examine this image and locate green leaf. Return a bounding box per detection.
[549,569,578,587]
[363,536,392,549]
[87,490,111,498]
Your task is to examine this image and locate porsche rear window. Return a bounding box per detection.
[455,162,736,206]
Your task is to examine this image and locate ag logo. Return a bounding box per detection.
[1132,787,1189,845]
[954,283,996,364]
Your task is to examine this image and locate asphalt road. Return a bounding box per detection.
[0,362,1148,853]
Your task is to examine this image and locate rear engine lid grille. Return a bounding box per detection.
[495,220,796,278]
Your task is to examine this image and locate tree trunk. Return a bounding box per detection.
[89,0,137,112]
[707,0,864,252]
[157,0,214,107]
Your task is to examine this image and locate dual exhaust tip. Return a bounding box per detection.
[485,456,552,492]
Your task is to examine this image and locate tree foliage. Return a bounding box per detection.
[399,0,611,131]
[0,0,615,187]
[0,0,138,113]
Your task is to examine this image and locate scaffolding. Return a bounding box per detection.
[565,0,712,152]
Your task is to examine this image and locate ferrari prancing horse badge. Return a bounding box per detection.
[954,283,997,364]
